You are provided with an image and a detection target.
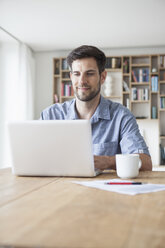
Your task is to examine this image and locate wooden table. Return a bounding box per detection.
[0,168,165,248]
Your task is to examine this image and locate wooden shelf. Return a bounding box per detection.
[105,96,121,99]
[131,100,150,103]
[123,91,130,94]
[62,78,71,81]
[105,68,122,72]
[131,82,150,86]
[135,117,149,120]
[150,72,158,75]
[61,69,70,72]
[160,81,165,84]
[131,64,150,67]
[160,136,165,139]
[123,73,130,76]
[61,96,74,99]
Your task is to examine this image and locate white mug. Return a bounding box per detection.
[116,154,142,179]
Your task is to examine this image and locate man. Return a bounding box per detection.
[41,45,152,171]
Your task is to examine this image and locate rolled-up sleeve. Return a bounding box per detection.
[119,112,150,155]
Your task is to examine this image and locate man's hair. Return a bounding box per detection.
[66,45,106,74]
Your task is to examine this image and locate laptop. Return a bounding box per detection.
[7,120,101,177]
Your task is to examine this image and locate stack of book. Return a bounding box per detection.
[152,106,157,119]
[131,88,149,101]
[160,97,165,109]
[62,59,69,70]
[105,58,111,69]
[132,68,149,82]
[61,82,74,96]
[151,76,158,92]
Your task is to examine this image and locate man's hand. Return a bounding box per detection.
[94,155,116,171]
[139,154,152,171]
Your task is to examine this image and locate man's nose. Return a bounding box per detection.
[79,73,87,84]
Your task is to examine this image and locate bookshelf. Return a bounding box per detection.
[130,56,150,119]
[53,54,165,166]
[159,54,165,165]
[122,56,130,108]
[53,58,73,103]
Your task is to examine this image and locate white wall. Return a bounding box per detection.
[34,50,70,119]
[34,46,165,165]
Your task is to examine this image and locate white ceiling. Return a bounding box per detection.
[0,0,165,52]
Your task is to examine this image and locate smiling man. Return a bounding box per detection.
[41,45,152,171]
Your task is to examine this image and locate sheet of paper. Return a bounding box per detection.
[72,179,165,195]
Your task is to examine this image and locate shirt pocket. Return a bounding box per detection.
[93,141,118,156]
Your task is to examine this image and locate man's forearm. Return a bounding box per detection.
[94,155,116,170]
[94,154,152,171]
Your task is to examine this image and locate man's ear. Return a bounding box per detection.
[70,71,72,80]
[100,70,107,85]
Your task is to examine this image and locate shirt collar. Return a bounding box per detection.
[66,95,111,121]
[91,95,111,123]
[66,99,79,120]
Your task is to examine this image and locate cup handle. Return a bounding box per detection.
[139,159,142,169]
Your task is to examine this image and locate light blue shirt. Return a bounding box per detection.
[41,96,150,156]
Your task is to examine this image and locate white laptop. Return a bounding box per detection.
[7,120,101,177]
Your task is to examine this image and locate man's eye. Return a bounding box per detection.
[87,72,95,76]
[73,73,79,76]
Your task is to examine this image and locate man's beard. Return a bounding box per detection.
[74,81,101,102]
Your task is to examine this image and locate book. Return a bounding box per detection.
[105,58,111,69]
[131,87,137,100]
[139,69,143,82]
[132,71,138,82]
[61,82,65,96]
[61,82,73,96]
[62,59,68,70]
[144,88,149,100]
[151,76,158,92]
[142,68,149,82]
[160,97,165,109]
[152,106,157,119]
[126,98,130,108]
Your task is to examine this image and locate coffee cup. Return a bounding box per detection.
[116,154,142,179]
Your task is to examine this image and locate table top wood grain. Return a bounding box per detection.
[0,168,165,248]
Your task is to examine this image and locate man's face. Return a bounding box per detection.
[70,58,106,102]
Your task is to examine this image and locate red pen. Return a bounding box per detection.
[105,182,142,185]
